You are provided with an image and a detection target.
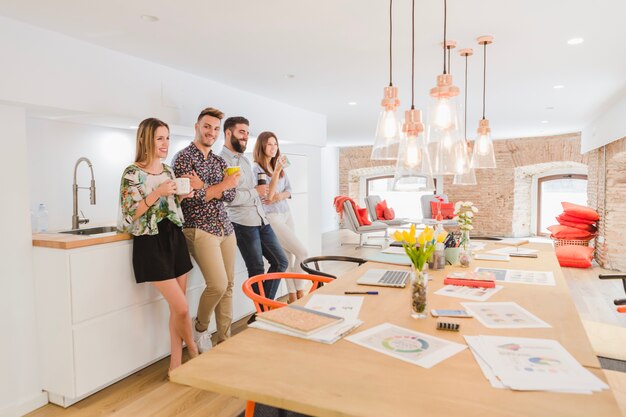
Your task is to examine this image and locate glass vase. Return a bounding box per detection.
[410,268,428,319]
[459,230,472,267]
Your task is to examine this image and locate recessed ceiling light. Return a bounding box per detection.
[567,37,584,45]
[140,15,159,22]
[285,74,295,79]
[541,120,549,124]
[546,106,555,110]
[553,85,565,89]
[348,101,357,106]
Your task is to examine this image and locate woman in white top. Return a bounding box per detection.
[253,131,308,303]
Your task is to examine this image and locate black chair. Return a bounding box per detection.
[599,273,626,312]
[300,256,366,279]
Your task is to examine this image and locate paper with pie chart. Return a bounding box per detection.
[345,323,466,368]
[461,301,550,329]
[465,335,609,393]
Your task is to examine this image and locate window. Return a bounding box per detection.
[366,175,435,220]
[537,174,587,235]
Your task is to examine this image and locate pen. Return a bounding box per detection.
[344,291,378,295]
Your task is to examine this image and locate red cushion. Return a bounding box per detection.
[561,202,599,221]
[555,245,594,268]
[547,224,596,240]
[356,207,372,226]
[559,212,596,225]
[375,200,388,220]
[556,216,597,232]
[383,207,395,220]
[430,201,455,219]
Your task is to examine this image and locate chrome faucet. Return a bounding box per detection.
[72,157,96,229]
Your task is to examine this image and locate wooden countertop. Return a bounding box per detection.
[32,230,132,249]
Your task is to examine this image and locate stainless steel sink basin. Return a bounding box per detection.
[59,226,119,236]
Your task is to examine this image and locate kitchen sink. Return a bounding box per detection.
[59,226,119,236]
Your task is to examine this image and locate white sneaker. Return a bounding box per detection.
[192,319,213,353]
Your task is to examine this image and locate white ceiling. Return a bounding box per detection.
[1,0,625,146]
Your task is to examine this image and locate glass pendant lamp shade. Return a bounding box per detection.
[453,47,477,185]
[471,119,496,168]
[427,75,468,175]
[371,86,401,160]
[393,109,434,191]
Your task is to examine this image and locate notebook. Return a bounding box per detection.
[256,305,344,336]
[356,269,410,288]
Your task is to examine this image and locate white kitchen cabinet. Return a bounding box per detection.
[32,239,254,407]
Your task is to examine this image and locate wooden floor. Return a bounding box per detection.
[27,229,626,417]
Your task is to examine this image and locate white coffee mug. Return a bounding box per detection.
[174,177,190,195]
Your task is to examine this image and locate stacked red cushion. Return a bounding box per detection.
[555,245,594,268]
[430,201,455,219]
[375,200,396,220]
[549,202,599,241]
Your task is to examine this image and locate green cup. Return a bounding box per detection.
[444,247,460,265]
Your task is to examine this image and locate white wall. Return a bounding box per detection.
[0,104,48,417]
[0,16,326,147]
[582,89,626,153]
[320,146,340,232]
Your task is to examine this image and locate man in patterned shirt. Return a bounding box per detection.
[172,107,240,352]
[220,117,288,307]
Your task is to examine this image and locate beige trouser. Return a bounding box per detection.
[183,228,236,343]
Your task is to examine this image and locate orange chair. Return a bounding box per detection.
[241,272,334,417]
[599,273,626,313]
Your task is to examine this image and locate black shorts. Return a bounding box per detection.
[132,218,193,283]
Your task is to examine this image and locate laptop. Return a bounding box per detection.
[356,269,410,288]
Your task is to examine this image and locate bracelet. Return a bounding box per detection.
[143,197,151,207]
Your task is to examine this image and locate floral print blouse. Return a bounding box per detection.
[118,163,185,236]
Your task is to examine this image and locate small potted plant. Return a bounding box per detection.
[453,201,478,267]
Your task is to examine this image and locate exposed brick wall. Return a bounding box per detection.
[339,132,586,237]
[587,136,626,271]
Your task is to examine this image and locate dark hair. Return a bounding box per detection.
[197,107,224,122]
[223,116,249,133]
[134,118,169,165]
[253,131,284,178]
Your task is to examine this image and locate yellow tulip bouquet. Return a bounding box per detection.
[392,225,448,271]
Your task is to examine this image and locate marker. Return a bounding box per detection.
[344,291,379,295]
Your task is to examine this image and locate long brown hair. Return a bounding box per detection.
[253,131,284,178]
[134,118,169,165]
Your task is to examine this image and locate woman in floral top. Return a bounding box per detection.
[118,117,198,372]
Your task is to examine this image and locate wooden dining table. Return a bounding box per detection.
[170,242,622,417]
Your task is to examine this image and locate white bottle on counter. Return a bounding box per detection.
[36,203,49,232]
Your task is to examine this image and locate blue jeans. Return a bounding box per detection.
[233,222,288,301]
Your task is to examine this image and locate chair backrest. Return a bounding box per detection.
[599,273,626,313]
[300,256,367,279]
[242,272,333,313]
[420,194,448,219]
[342,200,360,232]
[364,195,381,221]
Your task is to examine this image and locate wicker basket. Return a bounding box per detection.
[551,238,592,248]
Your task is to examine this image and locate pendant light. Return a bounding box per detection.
[427,0,468,176]
[454,48,477,185]
[471,35,497,168]
[393,0,434,191]
[371,0,401,161]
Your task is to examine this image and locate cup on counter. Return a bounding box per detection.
[224,166,241,176]
[174,177,191,195]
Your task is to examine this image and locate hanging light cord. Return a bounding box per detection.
[442,0,447,74]
[389,0,393,86]
[464,54,468,140]
[411,0,415,109]
[482,42,487,120]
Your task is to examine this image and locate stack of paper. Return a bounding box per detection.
[249,295,363,344]
[465,335,609,393]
